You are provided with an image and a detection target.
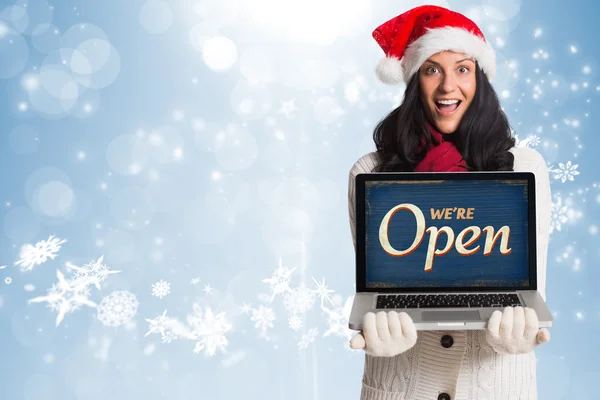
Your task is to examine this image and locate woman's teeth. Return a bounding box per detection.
[436,100,460,112]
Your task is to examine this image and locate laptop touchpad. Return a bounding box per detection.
[422,311,481,321]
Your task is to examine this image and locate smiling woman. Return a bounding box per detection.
[347,4,553,400]
[419,52,477,134]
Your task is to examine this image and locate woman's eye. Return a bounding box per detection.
[458,66,469,73]
[426,66,437,74]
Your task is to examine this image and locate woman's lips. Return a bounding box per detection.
[435,101,461,116]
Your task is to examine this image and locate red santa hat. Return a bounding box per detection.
[373,5,496,85]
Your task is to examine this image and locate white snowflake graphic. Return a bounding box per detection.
[322,295,356,347]
[186,304,232,357]
[514,133,540,148]
[250,305,276,338]
[66,256,120,290]
[312,277,335,307]
[144,309,188,344]
[551,193,570,233]
[145,309,174,342]
[298,328,318,349]
[288,315,302,331]
[262,257,296,302]
[152,279,171,299]
[240,302,252,314]
[14,235,67,272]
[4,277,12,285]
[549,160,580,183]
[29,269,96,326]
[96,291,139,327]
[283,285,316,315]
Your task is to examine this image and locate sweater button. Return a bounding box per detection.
[440,335,454,348]
[438,393,451,400]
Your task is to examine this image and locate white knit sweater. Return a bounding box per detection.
[347,147,552,400]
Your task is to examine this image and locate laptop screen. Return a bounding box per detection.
[362,176,534,290]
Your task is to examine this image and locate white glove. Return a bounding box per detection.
[349,311,418,357]
[485,306,551,355]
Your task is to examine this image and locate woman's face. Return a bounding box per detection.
[419,51,477,135]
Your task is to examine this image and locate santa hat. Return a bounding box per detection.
[373,5,496,85]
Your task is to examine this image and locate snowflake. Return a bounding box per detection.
[250,305,276,337]
[549,161,580,183]
[298,328,318,349]
[283,285,316,315]
[203,284,213,295]
[312,277,335,307]
[551,193,570,232]
[96,291,139,327]
[262,257,296,302]
[14,235,67,272]
[4,277,12,285]
[289,315,302,331]
[29,269,96,326]
[322,295,356,347]
[186,304,232,357]
[66,256,120,290]
[240,302,252,314]
[145,309,180,343]
[189,277,201,285]
[513,134,539,148]
[152,280,171,299]
[279,99,297,118]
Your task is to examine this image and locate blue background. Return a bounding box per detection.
[365,179,529,288]
[0,0,599,399]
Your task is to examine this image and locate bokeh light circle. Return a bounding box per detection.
[0,25,29,79]
[146,125,184,164]
[106,134,149,175]
[203,36,237,71]
[13,0,53,36]
[139,0,173,34]
[35,180,75,217]
[30,23,60,54]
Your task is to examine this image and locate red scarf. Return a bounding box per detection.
[414,123,468,172]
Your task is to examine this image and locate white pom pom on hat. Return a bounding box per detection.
[375,56,404,85]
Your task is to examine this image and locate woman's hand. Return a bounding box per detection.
[485,306,551,355]
[349,311,418,357]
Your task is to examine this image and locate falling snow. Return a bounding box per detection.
[262,257,296,302]
[152,280,171,299]
[298,328,318,349]
[14,235,67,272]
[29,269,97,327]
[250,305,276,338]
[96,291,139,327]
[549,161,580,183]
[186,304,232,356]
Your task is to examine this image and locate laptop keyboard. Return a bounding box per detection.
[376,293,522,309]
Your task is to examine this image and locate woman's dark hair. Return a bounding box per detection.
[372,61,516,172]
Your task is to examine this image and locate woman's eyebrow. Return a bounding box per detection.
[424,58,475,66]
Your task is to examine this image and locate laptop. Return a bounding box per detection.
[348,171,553,331]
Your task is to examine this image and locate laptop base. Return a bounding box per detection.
[348,290,553,331]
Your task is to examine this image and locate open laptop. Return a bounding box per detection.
[348,171,553,331]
